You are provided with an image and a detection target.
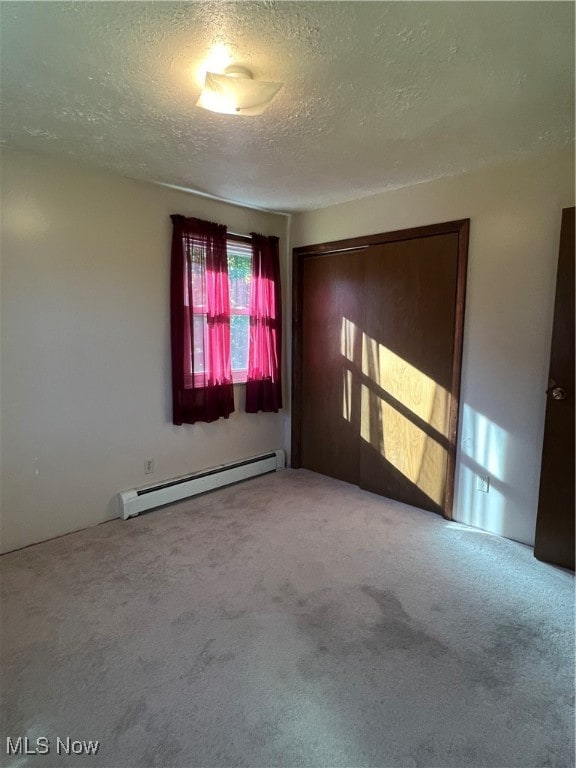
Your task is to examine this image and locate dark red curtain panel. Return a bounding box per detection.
[246,233,283,413]
[170,215,235,425]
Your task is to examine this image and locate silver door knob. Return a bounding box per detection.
[551,387,567,400]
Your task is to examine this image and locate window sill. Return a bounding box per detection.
[232,370,248,385]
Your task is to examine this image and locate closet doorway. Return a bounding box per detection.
[291,220,469,518]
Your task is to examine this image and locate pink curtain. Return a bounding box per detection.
[246,233,282,413]
[170,215,235,425]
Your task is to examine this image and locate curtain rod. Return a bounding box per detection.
[228,231,252,243]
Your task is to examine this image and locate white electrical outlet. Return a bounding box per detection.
[476,475,490,493]
[144,459,154,475]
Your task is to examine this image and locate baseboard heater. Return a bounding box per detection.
[118,450,285,520]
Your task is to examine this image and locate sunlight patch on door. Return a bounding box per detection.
[340,318,451,505]
[341,317,357,362]
[360,384,446,505]
[361,331,449,435]
[342,369,353,422]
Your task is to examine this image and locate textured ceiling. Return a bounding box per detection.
[1,1,574,212]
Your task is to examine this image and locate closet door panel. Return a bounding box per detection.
[359,234,459,514]
[300,251,366,485]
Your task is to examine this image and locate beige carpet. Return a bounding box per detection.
[1,469,574,768]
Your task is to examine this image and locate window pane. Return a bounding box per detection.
[230,314,249,372]
[189,245,206,308]
[193,313,207,373]
[228,251,251,310]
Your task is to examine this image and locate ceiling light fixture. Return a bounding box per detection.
[196,65,282,116]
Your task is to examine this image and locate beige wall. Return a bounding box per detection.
[0,149,288,552]
[291,146,575,545]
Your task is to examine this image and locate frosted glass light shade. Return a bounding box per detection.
[196,67,282,116]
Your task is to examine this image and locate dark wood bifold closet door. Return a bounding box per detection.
[301,250,364,485]
[293,221,468,519]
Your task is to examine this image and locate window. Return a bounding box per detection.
[185,236,251,386]
[227,238,252,383]
[170,214,281,425]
